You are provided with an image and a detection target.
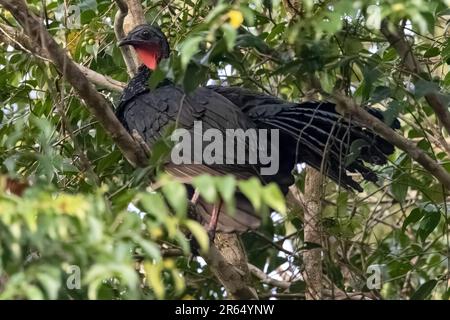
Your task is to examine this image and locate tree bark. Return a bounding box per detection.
[205,233,258,299]
[114,0,138,76]
[302,167,323,300]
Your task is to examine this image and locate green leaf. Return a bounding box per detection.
[239,6,256,26]
[222,24,237,51]
[171,269,186,295]
[140,192,170,218]
[148,67,166,89]
[192,175,218,203]
[236,34,272,54]
[336,192,348,216]
[144,262,165,299]
[238,178,262,211]
[444,71,450,86]
[418,210,441,242]
[262,183,286,214]
[184,220,209,254]
[391,174,408,203]
[133,237,162,261]
[179,36,202,70]
[424,47,440,58]
[366,4,381,30]
[411,280,438,300]
[215,175,236,215]
[402,208,424,231]
[204,3,228,23]
[182,63,208,93]
[36,271,61,300]
[162,181,187,218]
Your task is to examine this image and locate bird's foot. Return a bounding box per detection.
[207,228,216,243]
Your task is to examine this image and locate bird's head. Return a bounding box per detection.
[118,24,170,70]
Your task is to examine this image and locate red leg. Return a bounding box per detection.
[208,200,223,241]
[191,189,200,204]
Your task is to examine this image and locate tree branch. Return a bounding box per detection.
[302,167,323,300]
[332,93,450,190]
[114,0,138,76]
[248,263,291,290]
[203,232,258,299]
[0,22,125,92]
[380,19,450,135]
[125,0,147,26]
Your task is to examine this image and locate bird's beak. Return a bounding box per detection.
[118,33,144,47]
[118,36,134,47]
[118,36,158,48]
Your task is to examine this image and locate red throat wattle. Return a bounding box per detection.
[135,47,158,70]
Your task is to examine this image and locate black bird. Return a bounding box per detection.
[116,24,399,234]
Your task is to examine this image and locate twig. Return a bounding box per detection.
[248,263,291,289]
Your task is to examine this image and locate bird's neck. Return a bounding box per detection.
[119,65,151,105]
[133,65,152,86]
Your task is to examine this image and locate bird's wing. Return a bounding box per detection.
[118,84,268,232]
[206,85,285,112]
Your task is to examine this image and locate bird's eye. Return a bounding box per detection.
[142,30,151,38]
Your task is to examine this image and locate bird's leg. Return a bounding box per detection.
[191,188,200,204]
[207,200,223,242]
[187,189,202,256]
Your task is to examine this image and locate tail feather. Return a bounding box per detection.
[250,101,398,191]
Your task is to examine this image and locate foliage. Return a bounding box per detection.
[0,0,449,300]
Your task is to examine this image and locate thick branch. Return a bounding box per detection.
[333,94,450,190]
[0,0,146,166]
[114,0,138,76]
[0,22,125,92]
[125,0,147,26]
[202,232,258,299]
[380,19,450,135]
